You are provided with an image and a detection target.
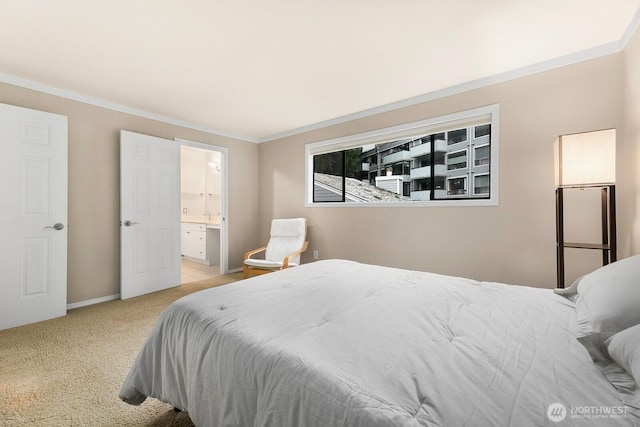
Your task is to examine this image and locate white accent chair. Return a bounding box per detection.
[243,218,309,279]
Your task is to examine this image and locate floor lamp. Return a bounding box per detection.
[554,129,617,288]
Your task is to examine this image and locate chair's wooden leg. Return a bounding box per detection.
[243,265,249,279]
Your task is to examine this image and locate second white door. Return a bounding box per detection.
[120,130,181,299]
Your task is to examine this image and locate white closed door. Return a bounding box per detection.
[0,103,68,330]
[120,130,181,299]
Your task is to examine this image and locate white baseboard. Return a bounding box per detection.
[66,269,244,310]
[67,294,120,310]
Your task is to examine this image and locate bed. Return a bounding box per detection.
[120,258,640,426]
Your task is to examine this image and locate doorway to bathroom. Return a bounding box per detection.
[176,138,229,284]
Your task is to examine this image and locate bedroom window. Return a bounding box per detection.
[305,104,500,207]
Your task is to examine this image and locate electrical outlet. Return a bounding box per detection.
[313,250,319,260]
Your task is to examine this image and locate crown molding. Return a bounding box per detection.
[258,40,623,143]
[0,72,259,143]
[621,7,640,49]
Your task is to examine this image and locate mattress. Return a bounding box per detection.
[120,259,638,426]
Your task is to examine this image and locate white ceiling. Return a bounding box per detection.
[1,1,639,142]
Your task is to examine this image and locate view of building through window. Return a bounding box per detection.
[313,123,491,203]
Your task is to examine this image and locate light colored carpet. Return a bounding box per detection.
[0,273,243,427]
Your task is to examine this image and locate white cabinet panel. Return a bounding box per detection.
[182,222,207,260]
[181,222,220,265]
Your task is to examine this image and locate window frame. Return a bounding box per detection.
[305,104,500,207]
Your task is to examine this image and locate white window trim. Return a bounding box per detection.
[305,104,500,207]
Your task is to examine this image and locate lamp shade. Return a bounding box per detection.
[554,129,616,187]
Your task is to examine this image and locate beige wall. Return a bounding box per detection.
[0,82,260,304]
[624,26,640,255]
[259,53,628,288]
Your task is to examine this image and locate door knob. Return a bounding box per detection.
[43,223,65,231]
[123,220,140,227]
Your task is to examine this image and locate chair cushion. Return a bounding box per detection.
[265,218,306,265]
[244,258,299,269]
[270,218,306,237]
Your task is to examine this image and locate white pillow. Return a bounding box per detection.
[605,324,640,388]
[578,331,638,393]
[575,254,640,334]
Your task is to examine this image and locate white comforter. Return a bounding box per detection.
[120,260,638,426]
